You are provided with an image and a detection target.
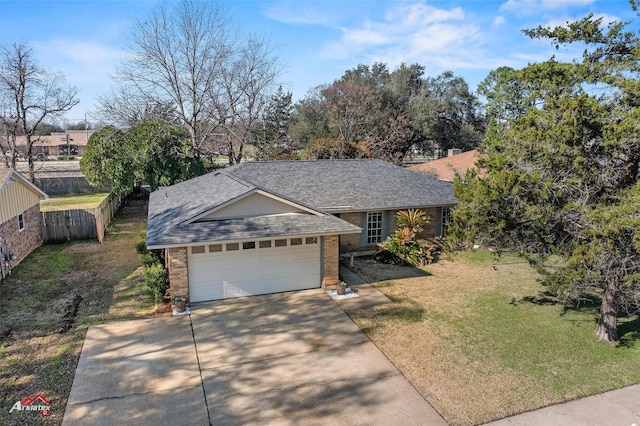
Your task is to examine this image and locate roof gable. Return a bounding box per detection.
[194,190,312,222]
[0,168,48,199]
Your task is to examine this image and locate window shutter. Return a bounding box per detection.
[435,207,443,237]
[382,210,392,240]
[360,212,367,246]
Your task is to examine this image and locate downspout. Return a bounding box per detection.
[0,237,5,279]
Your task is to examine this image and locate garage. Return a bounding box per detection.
[188,236,321,302]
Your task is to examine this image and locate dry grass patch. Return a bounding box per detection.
[0,208,157,425]
[346,251,640,425]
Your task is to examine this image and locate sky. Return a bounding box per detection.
[0,0,636,125]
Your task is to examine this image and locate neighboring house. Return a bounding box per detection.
[7,130,94,158]
[146,159,458,302]
[410,149,480,182]
[0,168,48,279]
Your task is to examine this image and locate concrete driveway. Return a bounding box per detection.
[63,289,445,425]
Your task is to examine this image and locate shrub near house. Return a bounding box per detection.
[377,209,439,266]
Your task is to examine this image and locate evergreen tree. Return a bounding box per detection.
[451,4,640,342]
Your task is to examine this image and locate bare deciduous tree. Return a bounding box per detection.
[0,41,79,179]
[321,81,380,143]
[217,34,281,164]
[96,0,281,165]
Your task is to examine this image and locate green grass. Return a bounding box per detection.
[40,192,110,212]
[347,251,640,425]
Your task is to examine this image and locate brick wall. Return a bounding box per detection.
[416,207,439,239]
[337,208,441,253]
[338,212,361,253]
[322,235,339,287]
[0,203,43,271]
[167,247,189,301]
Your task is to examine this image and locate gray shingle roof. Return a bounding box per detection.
[147,172,254,247]
[226,159,457,212]
[147,159,457,248]
[153,213,360,247]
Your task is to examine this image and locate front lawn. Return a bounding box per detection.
[0,208,155,426]
[347,251,640,425]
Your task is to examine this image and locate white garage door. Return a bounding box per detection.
[188,237,321,302]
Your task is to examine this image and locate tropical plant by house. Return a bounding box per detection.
[377,209,437,266]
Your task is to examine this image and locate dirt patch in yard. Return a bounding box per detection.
[0,201,161,425]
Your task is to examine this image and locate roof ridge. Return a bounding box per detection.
[236,158,382,164]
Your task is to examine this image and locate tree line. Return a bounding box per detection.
[1,1,486,183]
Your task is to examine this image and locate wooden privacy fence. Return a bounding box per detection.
[42,193,122,243]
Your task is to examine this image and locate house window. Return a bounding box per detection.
[242,241,256,250]
[441,207,453,237]
[305,237,317,245]
[18,213,25,232]
[366,211,383,244]
[290,238,303,246]
[274,239,287,247]
[226,243,239,251]
[259,240,272,249]
[191,246,205,254]
[209,244,222,253]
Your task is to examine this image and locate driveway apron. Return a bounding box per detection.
[63,289,445,425]
[62,316,208,425]
[191,288,445,425]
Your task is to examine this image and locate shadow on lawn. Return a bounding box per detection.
[348,256,431,282]
[617,316,640,347]
[517,291,640,346]
[518,290,560,306]
[517,291,603,312]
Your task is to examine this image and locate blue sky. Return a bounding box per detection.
[0,0,636,124]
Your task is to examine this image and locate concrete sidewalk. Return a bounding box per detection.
[485,384,640,426]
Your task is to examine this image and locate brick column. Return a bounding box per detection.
[322,235,339,287]
[166,247,189,301]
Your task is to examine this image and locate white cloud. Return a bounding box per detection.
[385,3,465,25]
[321,2,477,64]
[500,0,594,15]
[33,38,123,87]
[341,26,389,47]
[263,3,340,25]
[540,0,594,9]
[499,0,539,15]
[493,16,507,27]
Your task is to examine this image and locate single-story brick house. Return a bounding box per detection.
[146,159,457,302]
[0,168,48,279]
[9,130,94,158]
